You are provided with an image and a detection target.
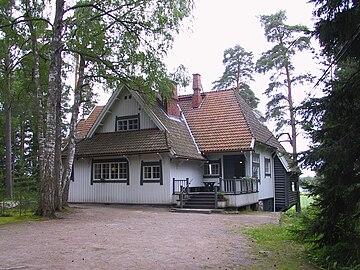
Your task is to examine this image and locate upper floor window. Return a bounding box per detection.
[115,114,140,131]
[264,158,271,177]
[92,159,129,185]
[204,159,221,177]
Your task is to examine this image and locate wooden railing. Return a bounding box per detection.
[173,178,189,195]
[219,177,259,194]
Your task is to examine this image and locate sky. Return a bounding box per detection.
[98,0,322,176]
[163,0,322,176]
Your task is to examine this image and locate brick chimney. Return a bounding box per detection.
[166,84,180,117]
[192,73,203,108]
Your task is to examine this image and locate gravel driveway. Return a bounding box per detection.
[0,204,279,270]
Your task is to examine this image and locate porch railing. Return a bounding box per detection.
[173,178,189,195]
[219,177,259,194]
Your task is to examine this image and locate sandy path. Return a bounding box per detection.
[0,204,279,270]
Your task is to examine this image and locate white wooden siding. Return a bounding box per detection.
[255,145,275,200]
[69,154,172,204]
[170,159,204,187]
[99,89,157,133]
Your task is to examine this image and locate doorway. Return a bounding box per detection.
[223,155,246,179]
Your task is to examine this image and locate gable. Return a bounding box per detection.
[91,88,158,135]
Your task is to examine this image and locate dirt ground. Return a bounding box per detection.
[0,204,279,270]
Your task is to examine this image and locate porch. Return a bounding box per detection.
[172,177,259,209]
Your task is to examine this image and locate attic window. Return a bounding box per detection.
[115,114,140,131]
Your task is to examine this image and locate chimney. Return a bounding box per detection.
[166,84,180,117]
[192,73,203,108]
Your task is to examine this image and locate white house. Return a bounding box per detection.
[69,74,298,211]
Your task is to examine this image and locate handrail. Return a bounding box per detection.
[179,178,191,208]
[219,177,259,194]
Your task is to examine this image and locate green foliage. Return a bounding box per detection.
[298,2,360,267]
[212,44,259,108]
[256,10,314,130]
[300,60,360,267]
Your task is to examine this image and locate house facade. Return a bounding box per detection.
[69,74,298,211]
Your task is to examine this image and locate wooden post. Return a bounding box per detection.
[172,178,175,195]
[180,185,183,208]
[233,177,237,194]
[214,185,218,209]
[186,178,189,194]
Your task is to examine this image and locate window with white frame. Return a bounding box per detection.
[92,159,129,184]
[141,160,163,185]
[115,114,139,131]
[204,160,221,177]
[264,158,271,177]
[252,153,260,180]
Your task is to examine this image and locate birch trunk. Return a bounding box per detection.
[61,55,85,207]
[36,0,65,218]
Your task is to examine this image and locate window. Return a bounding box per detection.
[91,159,129,185]
[252,153,260,180]
[264,158,271,177]
[140,160,163,185]
[115,114,140,131]
[204,160,221,177]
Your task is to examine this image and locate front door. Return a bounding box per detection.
[223,155,246,179]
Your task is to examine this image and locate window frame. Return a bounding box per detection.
[115,114,140,132]
[252,153,260,181]
[264,157,271,177]
[140,160,163,185]
[203,159,221,178]
[91,159,129,185]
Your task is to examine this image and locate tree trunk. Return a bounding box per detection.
[36,0,65,218]
[285,63,301,213]
[25,5,45,188]
[5,102,13,199]
[54,84,62,210]
[4,52,13,199]
[61,55,85,207]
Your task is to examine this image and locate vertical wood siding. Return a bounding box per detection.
[100,89,157,133]
[170,160,203,188]
[69,154,172,204]
[274,155,288,211]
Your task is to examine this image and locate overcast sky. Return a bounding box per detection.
[164,0,321,176]
[98,0,321,176]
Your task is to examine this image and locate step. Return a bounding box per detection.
[170,208,224,214]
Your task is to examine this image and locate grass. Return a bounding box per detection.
[241,219,317,270]
[229,194,318,270]
[0,213,45,225]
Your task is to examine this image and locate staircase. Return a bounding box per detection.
[182,192,218,209]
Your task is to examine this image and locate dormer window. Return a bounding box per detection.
[115,114,140,131]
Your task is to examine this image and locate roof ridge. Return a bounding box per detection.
[232,89,255,146]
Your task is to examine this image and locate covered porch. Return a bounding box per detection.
[172,176,259,209]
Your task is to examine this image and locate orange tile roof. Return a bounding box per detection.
[179,89,254,152]
[178,88,283,153]
[75,106,104,139]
